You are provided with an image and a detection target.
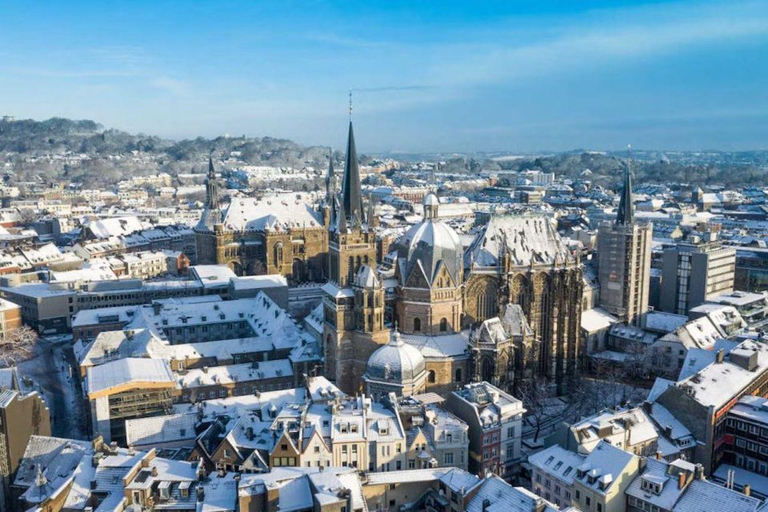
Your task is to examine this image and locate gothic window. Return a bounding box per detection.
[348,256,354,284]
[413,317,421,332]
[455,368,462,382]
[428,370,436,383]
[273,243,284,266]
[440,318,448,332]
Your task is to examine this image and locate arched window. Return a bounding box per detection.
[348,256,354,284]
[440,318,448,332]
[454,368,462,382]
[413,317,421,332]
[428,370,436,384]
[273,243,284,265]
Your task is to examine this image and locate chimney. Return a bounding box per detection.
[678,471,686,489]
[655,451,662,461]
[695,464,705,480]
[744,484,751,497]
[716,349,725,364]
[197,485,205,502]
[246,427,254,440]
[482,498,491,512]
[664,425,673,438]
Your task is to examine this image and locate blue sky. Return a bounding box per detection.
[1,0,767,152]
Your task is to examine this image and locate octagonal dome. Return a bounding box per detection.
[365,330,426,383]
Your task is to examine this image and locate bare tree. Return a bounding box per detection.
[0,326,38,367]
[519,376,551,443]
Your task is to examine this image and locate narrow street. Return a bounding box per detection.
[17,336,88,440]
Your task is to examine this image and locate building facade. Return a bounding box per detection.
[597,166,652,325]
[195,157,328,282]
[464,215,584,394]
[660,238,736,315]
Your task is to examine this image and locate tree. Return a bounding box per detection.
[519,375,551,443]
[0,326,38,367]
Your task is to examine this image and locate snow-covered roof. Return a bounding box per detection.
[400,332,470,359]
[670,339,768,409]
[222,193,322,231]
[581,307,619,333]
[124,412,198,448]
[674,478,762,512]
[398,215,463,285]
[175,359,293,389]
[466,214,574,268]
[528,444,584,485]
[366,330,426,384]
[87,357,174,397]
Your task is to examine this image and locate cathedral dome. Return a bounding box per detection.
[399,214,463,286]
[365,330,426,383]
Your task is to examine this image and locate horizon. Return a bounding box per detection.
[2,1,767,153]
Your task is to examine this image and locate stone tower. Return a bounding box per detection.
[194,156,222,265]
[322,122,387,394]
[597,163,652,325]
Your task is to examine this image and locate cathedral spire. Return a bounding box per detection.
[616,148,634,226]
[340,121,365,229]
[196,155,222,230]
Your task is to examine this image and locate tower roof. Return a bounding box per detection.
[208,155,215,179]
[339,121,365,231]
[616,162,634,226]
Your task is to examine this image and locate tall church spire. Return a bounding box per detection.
[616,150,634,226]
[204,155,221,225]
[340,121,365,229]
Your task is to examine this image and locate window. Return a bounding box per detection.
[507,426,515,437]
[314,446,320,453]
[575,490,580,500]
[440,318,448,332]
[455,368,462,382]
[585,496,591,507]
[445,453,454,464]
[414,317,421,332]
[428,370,436,384]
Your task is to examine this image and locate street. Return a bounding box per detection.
[17,336,88,439]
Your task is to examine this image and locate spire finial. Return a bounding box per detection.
[349,89,353,121]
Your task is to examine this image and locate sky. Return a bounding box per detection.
[1,0,767,153]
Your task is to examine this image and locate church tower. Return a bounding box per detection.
[194,156,223,264]
[322,121,386,394]
[597,157,652,325]
[327,122,377,286]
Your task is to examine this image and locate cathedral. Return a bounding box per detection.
[196,120,584,398]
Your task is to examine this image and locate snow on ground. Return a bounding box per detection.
[17,335,89,440]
